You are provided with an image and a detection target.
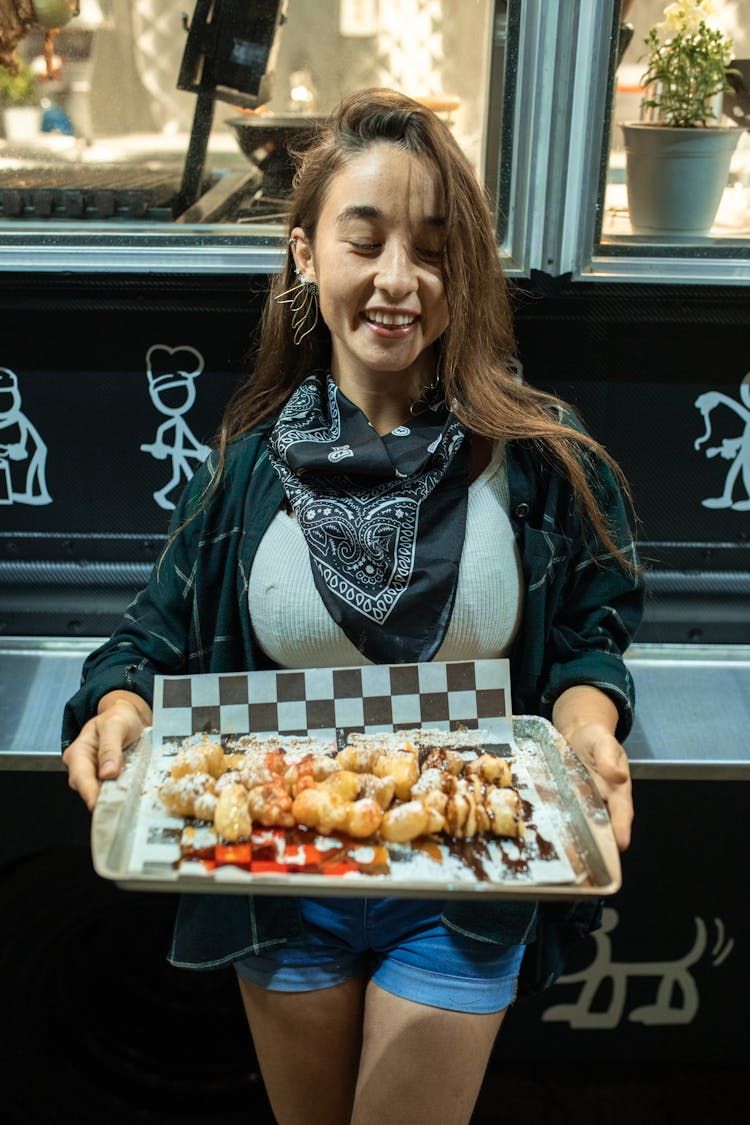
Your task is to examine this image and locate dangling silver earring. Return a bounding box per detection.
[409,372,443,415]
[275,263,319,346]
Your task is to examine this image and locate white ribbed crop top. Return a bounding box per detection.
[248,441,523,667]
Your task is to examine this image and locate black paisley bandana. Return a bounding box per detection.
[267,371,469,663]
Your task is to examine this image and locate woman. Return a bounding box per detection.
[62,90,643,1125]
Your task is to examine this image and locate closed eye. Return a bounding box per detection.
[350,242,444,261]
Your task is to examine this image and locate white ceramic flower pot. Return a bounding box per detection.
[621,123,741,237]
[3,105,41,142]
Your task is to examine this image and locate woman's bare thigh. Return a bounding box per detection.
[351,980,507,1125]
[236,973,367,1125]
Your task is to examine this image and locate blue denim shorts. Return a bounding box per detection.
[234,897,525,1014]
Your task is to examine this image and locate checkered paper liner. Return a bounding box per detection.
[151,659,514,748]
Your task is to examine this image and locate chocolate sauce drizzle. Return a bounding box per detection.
[173,737,560,882]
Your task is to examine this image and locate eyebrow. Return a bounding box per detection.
[336,205,446,227]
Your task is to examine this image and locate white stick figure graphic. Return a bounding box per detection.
[0,367,51,506]
[541,908,734,1030]
[140,345,212,511]
[694,374,750,511]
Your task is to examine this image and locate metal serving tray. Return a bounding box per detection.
[91,716,620,901]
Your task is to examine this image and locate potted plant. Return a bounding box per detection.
[621,0,742,237]
[0,58,40,141]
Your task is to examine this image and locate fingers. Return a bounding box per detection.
[97,714,126,781]
[606,783,633,853]
[589,737,633,852]
[62,700,147,812]
[565,726,633,852]
[62,722,104,812]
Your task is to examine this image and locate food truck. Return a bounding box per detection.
[1,2,748,1120]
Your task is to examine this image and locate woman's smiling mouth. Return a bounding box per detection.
[363,309,419,334]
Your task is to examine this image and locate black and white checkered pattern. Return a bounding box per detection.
[153,660,512,745]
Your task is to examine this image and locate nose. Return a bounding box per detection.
[373,238,419,298]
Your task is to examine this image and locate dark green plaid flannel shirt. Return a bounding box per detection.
[63,421,644,994]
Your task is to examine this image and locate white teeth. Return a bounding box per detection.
[367,311,417,326]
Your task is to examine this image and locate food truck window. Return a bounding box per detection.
[598,0,750,256]
[0,1,514,262]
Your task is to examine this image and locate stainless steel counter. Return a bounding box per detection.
[0,636,98,770]
[623,643,750,779]
[2,638,749,777]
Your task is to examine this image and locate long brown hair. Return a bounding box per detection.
[214,88,636,565]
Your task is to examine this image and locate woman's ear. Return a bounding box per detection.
[290,227,316,284]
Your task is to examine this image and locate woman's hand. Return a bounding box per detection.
[62,690,153,812]
[551,685,633,851]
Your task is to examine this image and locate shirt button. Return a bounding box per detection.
[514,502,530,519]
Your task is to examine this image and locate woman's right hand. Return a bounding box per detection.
[62,690,153,812]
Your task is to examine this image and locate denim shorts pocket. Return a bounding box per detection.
[439,900,538,946]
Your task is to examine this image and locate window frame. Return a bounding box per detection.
[1,0,746,283]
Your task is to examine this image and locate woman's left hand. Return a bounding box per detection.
[552,685,633,851]
[562,722,633,851]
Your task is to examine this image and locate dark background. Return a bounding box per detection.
[2,273,748,564]
[1,774,746,1123]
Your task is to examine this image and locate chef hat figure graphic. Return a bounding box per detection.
[140,344,211,511]
[145,344,204,413]
[0,366,52,506]
[0,366,20,410]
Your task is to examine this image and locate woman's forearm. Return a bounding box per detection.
[552,684,633,851]
[551,684,619,742]
[97,689,153,725]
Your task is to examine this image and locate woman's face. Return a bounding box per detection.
[292,143,449,400]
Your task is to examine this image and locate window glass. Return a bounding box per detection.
[600,0,749,251]
[0,0,497,232]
